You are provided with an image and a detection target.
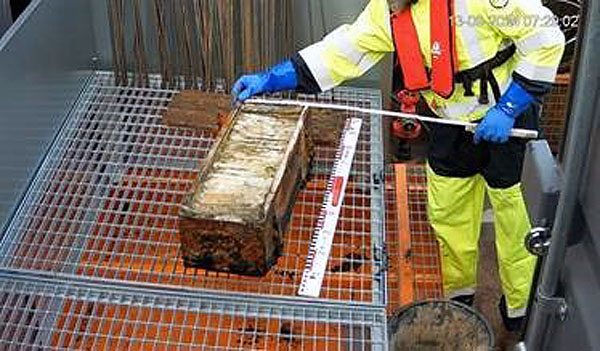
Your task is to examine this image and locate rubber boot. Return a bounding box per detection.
[499,295,525,332]
[451,294,475,307]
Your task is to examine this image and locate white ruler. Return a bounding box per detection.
[247,97,539,140]
[298,117,363,298]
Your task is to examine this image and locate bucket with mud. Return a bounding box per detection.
[388,300,494,351]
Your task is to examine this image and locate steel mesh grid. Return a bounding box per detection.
[383,167,403,312]
[385,164,443,306]
[540,74,571,155]
[405,164,443,300]
[0,71,385,305]
[0,275,387,350]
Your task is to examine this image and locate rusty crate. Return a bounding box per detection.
[179,104,312,276]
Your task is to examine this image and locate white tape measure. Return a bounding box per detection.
[247,98,539,140]
[298,117,363,298]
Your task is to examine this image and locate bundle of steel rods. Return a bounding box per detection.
[108,0,295,91]
[107,0,128,86]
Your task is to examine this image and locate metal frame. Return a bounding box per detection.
[368,92,387,348]
[0,271,387,350]
[524,0,600,348]
[0,0,96,237]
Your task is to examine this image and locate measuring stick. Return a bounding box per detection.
[247,98,539,140]
[298,118,363,298]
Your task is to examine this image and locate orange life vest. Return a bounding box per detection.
[391,0,516,108]
[391,0,457,99]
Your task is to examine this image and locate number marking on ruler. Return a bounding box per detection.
[298,117,363,298]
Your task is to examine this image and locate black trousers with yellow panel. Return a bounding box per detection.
[426,105,539,319]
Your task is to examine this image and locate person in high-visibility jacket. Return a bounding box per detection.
[232,0,565,331]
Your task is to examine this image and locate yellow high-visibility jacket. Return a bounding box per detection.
[299,0,565,122]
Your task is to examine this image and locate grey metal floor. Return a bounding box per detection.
[0,72,388,350]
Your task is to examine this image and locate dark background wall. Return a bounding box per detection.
[1,0,31,36]
[10,0,31,20]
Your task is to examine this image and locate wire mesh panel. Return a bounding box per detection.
[405,165,443,300]
[0,275,387,350]
[0,72,385,305]
[540,73,571,155]
[385,163,443,309]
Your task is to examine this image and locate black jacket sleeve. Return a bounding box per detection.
[512,72,554,100]
[291,53,323,94]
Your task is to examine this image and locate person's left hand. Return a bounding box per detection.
[474,81,537,144]
[231,60,298,103]
[474,106,516,144]
[231,74,269,103]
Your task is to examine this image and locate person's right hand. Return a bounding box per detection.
[473,81,536,144]
[231,60,298,103]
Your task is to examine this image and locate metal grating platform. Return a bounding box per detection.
[0,71,385,303]
[0,273,386,350]
[0,71,390,349]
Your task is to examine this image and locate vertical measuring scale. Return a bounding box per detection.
[299,118,363,298]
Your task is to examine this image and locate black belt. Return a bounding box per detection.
[455,44,516,105]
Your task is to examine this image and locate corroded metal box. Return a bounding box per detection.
[179,104,312,276]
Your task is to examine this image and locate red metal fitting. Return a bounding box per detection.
[397,90,420,114]
[394,90,423,140]
[393,118,423,140]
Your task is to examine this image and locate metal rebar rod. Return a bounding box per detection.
[181,1,198,89]
[191,0,205,83]
[173,2,190,88]
[107,0,120,84]
[153,0,172,88]
[227,0,234,90]
[202,0,213,90]
[132,0,149,87]
[216,0,228,88]
[215,0,226,89]
[167,1,181,88]
[108,0,127,86]
[106,0,296,91]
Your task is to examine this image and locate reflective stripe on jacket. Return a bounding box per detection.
[299,0,565,122]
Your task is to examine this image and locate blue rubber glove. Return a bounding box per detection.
[474,81,536,144]
[231,60,298,103]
